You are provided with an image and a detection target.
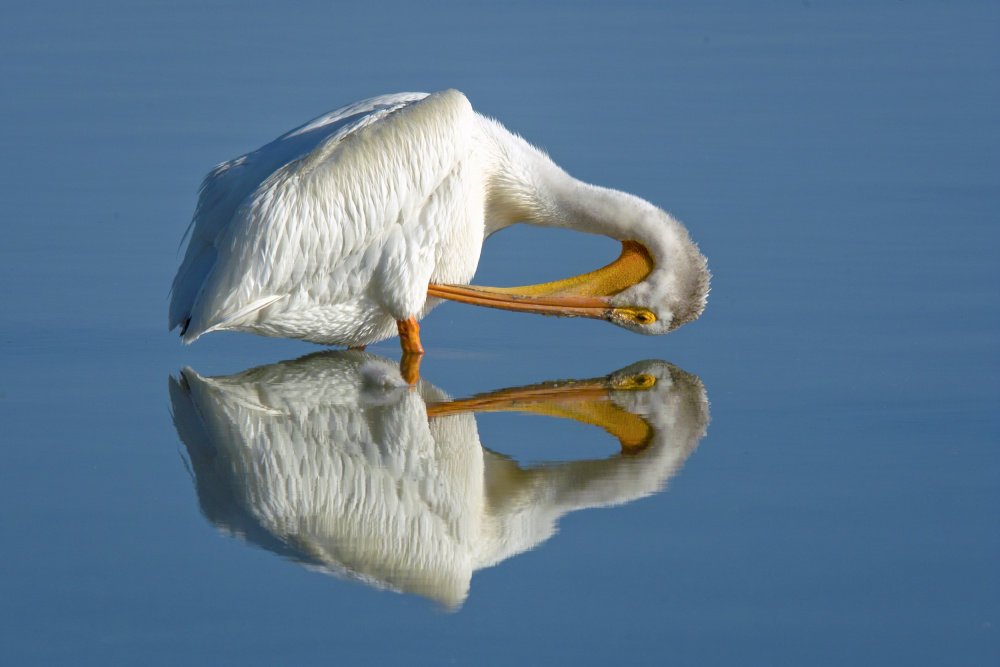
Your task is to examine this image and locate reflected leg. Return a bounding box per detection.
[397,317,424,385]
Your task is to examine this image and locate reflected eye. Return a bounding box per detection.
[632,373,655,387]
[614,373,657,390]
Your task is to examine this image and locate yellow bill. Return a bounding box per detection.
[427,240,658,325]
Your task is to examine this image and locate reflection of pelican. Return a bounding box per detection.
[168,91,710,380]
[169,352,708,608]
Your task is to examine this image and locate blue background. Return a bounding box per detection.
[1,1,996,664]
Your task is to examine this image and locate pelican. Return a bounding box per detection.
[169,90,709,378]
[169,352,709,607]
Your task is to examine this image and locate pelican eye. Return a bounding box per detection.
[613,373,657,390]
[615,307,657,325]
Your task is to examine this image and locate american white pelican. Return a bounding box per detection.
[169,352,708,608]
[169,91,709,377]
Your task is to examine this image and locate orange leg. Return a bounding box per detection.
[397,317,424,385]
[397,316,424,354]
[348,345,367,351]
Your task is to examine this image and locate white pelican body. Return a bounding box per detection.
[169,90,709,353]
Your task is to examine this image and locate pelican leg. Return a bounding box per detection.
[397,316,424,354]
[397,317,424,385]
[348,345,367,351]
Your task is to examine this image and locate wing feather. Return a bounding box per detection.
[169,92,430,334]
[173,90,476,343]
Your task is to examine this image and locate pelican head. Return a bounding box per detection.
[606,208,711,335]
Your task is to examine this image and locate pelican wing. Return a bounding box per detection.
[169,90,476,342]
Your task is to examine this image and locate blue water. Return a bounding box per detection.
[1,1,996,664]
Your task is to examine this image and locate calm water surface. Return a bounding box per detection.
[1,1,996,664]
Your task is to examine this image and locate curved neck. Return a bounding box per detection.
[474,116,710,332]
[479,118,686,255]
